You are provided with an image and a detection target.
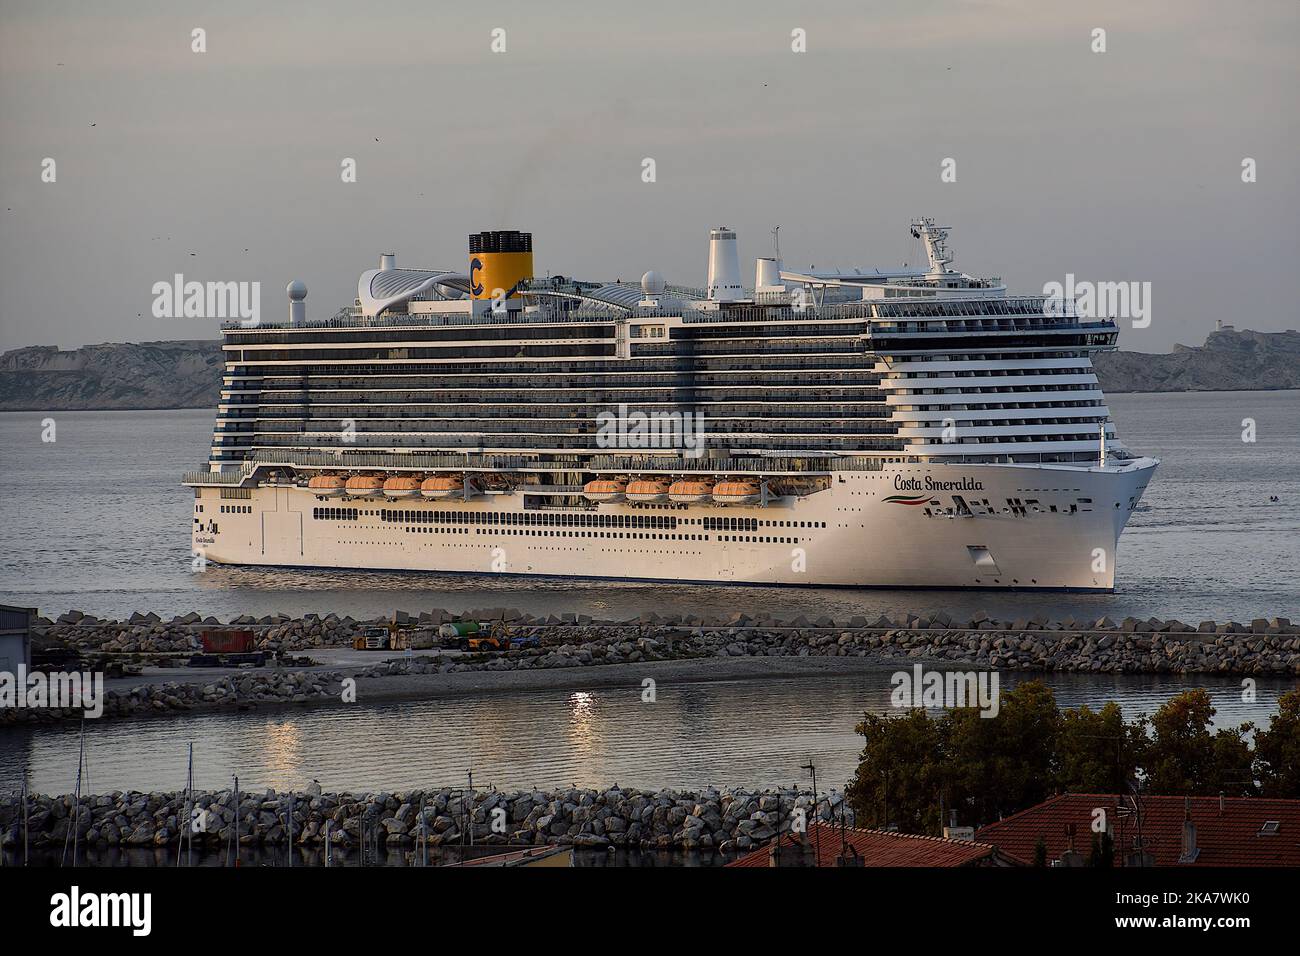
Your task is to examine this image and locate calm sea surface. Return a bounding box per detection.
[0,670,1291,796]
[1,391,1297,624]
[1,393,1297,796]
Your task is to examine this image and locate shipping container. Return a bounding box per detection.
[201,629,255,654]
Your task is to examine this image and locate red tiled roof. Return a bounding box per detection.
[975,794,1300,867]
[726,821,1004,867]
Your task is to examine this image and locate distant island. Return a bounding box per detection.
[0,328,1296,412]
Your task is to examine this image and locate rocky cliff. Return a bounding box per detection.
[0,339,222,410]
[1094,328,1300,393]
[0,329,1295,411]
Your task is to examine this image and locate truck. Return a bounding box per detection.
[352,623,410,651]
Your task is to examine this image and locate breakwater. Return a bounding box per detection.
[7,609,1296,727]
[1,784,837,853]
[30,607,1300,675]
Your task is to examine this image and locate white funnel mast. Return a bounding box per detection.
[707,227,744,302]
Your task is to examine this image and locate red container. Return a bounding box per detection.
[201,630,255,653]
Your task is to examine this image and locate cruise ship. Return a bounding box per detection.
[184,220,1157,590]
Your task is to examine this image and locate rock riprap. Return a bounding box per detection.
[33,609,1300,677]
[0,671,343,725]
[0,786,840,853]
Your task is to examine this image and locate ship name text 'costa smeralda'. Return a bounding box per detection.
[185,220,1157,590]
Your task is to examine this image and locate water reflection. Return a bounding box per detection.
[1,671,1291,796]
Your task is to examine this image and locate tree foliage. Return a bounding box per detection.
[846,682,1281,833]
[1253,689,1300,798]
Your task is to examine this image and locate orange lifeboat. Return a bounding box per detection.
[713,479,762,506]
[583,479,627,503]
[307,474,345,498]
[343,474,384,498]
[668,478,716,504]
[625,478,670,503]
[421,474,465,500]
[383,475,422,500]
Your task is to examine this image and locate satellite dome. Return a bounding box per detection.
[286,279,308,301]
[641,270,666,295]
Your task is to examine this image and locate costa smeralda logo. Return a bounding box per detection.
[886,474,983,503]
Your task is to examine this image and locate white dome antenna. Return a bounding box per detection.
[640,270,666,307]
[287,279,307,325]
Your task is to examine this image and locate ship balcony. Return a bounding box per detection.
[904,436,1115,455]
[894,403,1108,424]
[884,389,1106,409]
[236,434,901,456]
[881,374,1100,396]
[896,421,1112,440]
[872,356,1096,374]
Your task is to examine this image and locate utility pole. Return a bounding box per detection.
[467,769,475,851]
[420,794,428,867]
[881,768,889,832]
[801,759,818,866]
[21,772,30,867]
[233,774,240,868]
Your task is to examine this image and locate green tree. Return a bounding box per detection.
[1144,689,1256,796]
[944,680,1060,825]
[1253,689,1300,797]
[845,709,944,833]
[1057,701,1147,793]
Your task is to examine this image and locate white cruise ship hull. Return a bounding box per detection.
[192,458,1156,590]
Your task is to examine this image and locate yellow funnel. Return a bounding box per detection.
[469,230,533,303]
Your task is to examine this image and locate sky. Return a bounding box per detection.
[0,0,1296,353]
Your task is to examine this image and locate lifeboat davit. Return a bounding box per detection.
[713,480,762,506]
[383,475,421,500]
[344,474,384,498]
[625,478,670,503]
[307,474,345,497]
[584,479,627,502]
[421,474,465,499]
[668,478,716,504]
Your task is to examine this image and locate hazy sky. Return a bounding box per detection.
[1,0,1296,352]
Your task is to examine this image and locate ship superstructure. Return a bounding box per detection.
[184,220,1156,589]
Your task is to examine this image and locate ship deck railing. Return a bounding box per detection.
[183,449,894,481]
[220,296,1083,333]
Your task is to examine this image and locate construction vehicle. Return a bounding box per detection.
[437,620,521,652]
[465,621,510,652]
[352,621,410,651]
